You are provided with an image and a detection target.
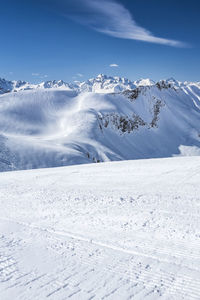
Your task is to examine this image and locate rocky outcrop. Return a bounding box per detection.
[98,113,146,134]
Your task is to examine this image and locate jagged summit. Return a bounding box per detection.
[77,74,136,93]
[1,74,199,95]
[134,78,155,86]
[0,78,73,94]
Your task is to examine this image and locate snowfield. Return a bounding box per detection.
[0,75,200,172]
[0,156,200,299]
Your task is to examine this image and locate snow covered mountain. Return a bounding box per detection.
[0,78,74,94]
[1,74,200,94]
[0,74,139,94]
[75,74,137,93]
[0,75,200,171]
[0,74,167,94]
[0,78,29,94]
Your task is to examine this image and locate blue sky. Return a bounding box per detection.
[0,0,200,83]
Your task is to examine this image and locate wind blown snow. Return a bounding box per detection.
[0,75,200,171]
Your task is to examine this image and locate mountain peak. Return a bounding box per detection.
[0,75,199,95]
[97,73,106,78]
[134,78,155,86]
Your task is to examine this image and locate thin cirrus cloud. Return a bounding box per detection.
[32,73,48,78]
[65,0,187,47]
[77,73,83,77]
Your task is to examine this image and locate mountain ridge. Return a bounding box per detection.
[0,74,200,171]
[1,74,200,95]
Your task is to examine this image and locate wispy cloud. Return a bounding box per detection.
[32,73,48,79]
[66,0,186,47]
[72,73,84,80]
[110,64,119,67]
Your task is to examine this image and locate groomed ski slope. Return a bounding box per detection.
[0,156,200,299]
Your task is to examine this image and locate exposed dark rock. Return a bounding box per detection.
[98,113,146,134]
[98,96,164,133]
[123,87,141,101]
[150,100,164,128]
[156,80,172,90]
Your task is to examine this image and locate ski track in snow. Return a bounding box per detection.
[0,157,200,299]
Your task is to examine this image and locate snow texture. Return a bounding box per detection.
[0,75,200,171]
[0,157,200,299]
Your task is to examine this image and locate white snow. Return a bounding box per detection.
[134,78,155,86]
[0,156,200,299]
[1,74,200,95]
[0,77,200,171]
[1,75,200,297]
[0,74,136,94]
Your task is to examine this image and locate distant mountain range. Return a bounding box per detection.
[1,74,199,95]
[0,74,200,171]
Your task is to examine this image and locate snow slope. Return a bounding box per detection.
[0,157,200,299]
[0,76,200,171]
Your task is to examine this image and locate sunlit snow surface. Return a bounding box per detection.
[0,79,200,171]
[0,157,200,299]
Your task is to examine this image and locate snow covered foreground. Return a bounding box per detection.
[0,156,200,299]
